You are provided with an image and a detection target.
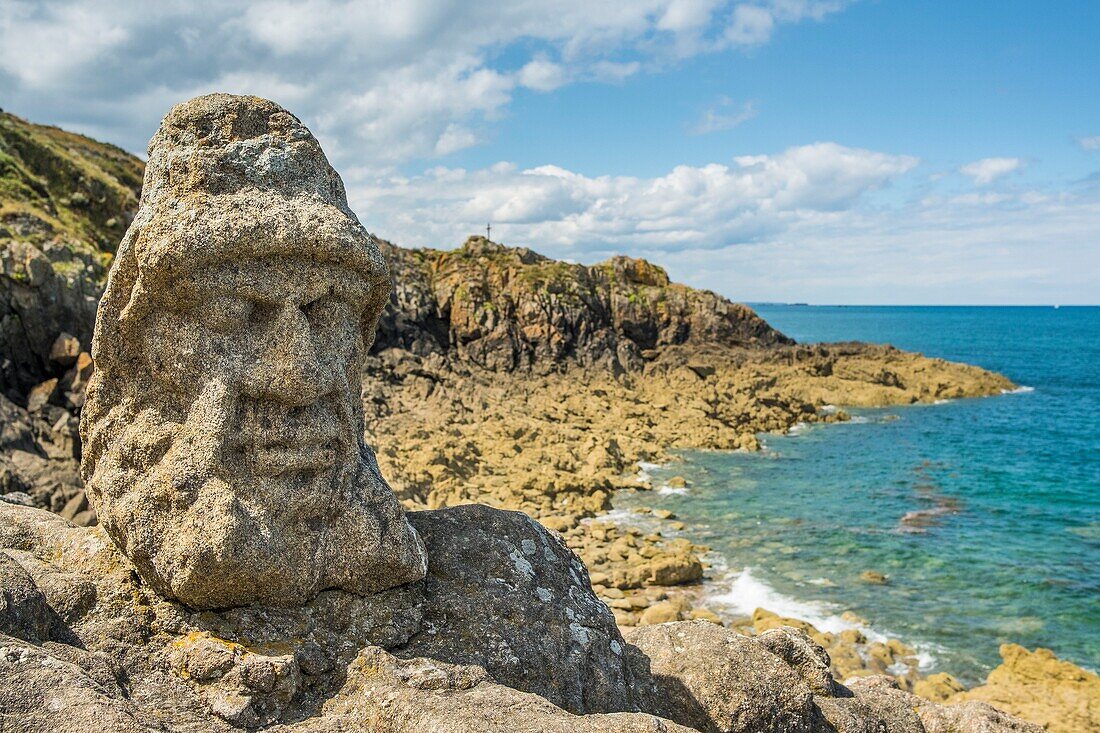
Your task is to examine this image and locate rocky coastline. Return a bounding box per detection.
[2,97,1098,731]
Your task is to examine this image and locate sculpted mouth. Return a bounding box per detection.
[240,440,340,476]
[230,401,346,476]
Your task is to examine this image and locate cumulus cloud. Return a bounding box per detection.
[670,189,1100,304]
[517,58,568,92]
[0,0,851,167]
[690,97,758,134]
[959,157,1023,186]
[724,0,848,47]
[343,142,1100,304]
[348,142,918,254]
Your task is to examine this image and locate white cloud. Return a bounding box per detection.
[518,59,568,92]
[725,5,776,46]
[348,142,918,253]
[658,0,724,32]
[724,1,847,47]
[434,124,479,156]
[0,2,128,86]
[670,190,1100,304]
[959,157,1023,186]
[343,140,1100,304]
[690,97,758,134]
[0,1,851,166]
[1079,136,1100,151]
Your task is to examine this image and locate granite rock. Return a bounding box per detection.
[79,94,426,609]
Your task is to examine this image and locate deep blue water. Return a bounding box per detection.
[623,306,1099,681]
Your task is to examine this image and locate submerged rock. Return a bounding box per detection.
[79,94,426,609]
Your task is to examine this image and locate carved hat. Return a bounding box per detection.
[94,94,390,364]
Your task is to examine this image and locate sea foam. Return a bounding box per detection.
[708,567,938,669]
[635,460,664,483]
[1001,385,1035,395]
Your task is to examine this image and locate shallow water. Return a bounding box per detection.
[619,306,1100,682]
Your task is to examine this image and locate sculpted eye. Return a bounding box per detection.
[303,297,347,328]
[204,295,253,332]
[248,301,278,326]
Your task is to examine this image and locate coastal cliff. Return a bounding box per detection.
[0,107,1095,733]
[374,235,792,371]
[0,109,142,397]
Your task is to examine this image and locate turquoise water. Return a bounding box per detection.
[624,306,1099,681]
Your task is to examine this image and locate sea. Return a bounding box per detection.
[618,305,1099,682]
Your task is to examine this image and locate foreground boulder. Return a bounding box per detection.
[623,621,1044,733]
[0,499,679,731]
[625,621,817,732]
[405,505,636,714]
[78,94,426,608]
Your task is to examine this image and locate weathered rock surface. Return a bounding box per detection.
[622,621,1045,733]
[311,646,697,733]
[0,110,141,400]
[625,621,818,732]
[847,676,1044,733]
[403,505,637,714]
[0,390,85,517]
[949,644,1100,733]
[0,499,675,731]
[0,498,1045,732]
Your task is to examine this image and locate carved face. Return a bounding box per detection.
[135,257,371,489]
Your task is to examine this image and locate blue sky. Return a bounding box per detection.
[2,1,1098,303]
[465,2,1100,183]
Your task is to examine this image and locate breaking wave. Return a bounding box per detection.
[707,566,939,669]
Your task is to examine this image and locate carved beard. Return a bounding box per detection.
[103,379,357,489]
[86,378,368,599]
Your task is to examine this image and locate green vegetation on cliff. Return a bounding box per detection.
[0,109,142,255]
[0,110,143,396]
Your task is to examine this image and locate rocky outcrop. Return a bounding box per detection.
[0,499,654,731]
[847,676,1044,733]
[0,110,141,399]
[404,505,636,714]
[0,498,1044,732]
[949,644,1100,733]
[374,236,793,371]
[365,343,1011,518]
[625,622,819,732]
[0,390,85,519]
[0,99,1065,732]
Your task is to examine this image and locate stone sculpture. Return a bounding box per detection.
[79,94,427,609]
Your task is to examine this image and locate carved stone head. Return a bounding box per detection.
[80,94,426,609]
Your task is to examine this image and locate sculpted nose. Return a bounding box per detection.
[248,302,329,405]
